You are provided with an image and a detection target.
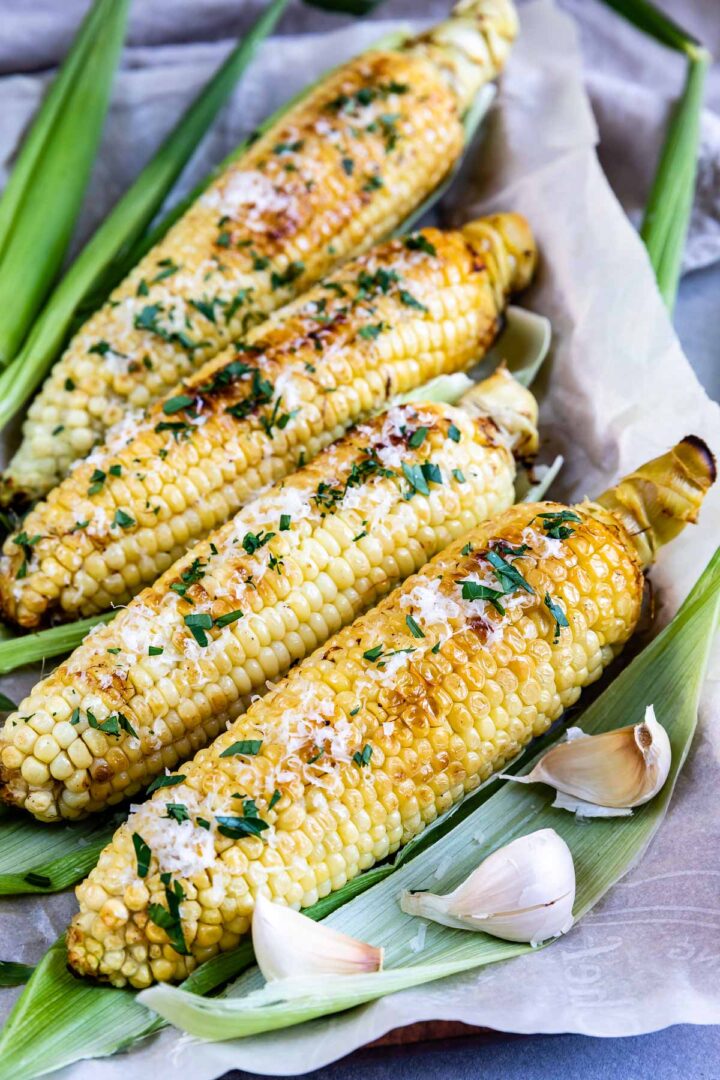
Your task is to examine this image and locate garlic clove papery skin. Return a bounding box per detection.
[501,705,672,814]
[400,829,576,946]
[251,894,383,982]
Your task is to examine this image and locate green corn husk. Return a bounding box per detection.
[1,549,717,1076]
[0,0,111,259]
[0,962,35,989]
[0,0,290,432]
[640,54,709,309]
[139,546,720,1041]
[0,612,115,676]
[599,0,710,310]
[0,0,131,366]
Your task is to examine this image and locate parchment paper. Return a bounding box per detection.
[1,2,720,1074]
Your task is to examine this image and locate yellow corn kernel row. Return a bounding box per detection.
[0,214,536,629]
[65,439,714,988]
[0,373,538,822]
[2,0,519,503]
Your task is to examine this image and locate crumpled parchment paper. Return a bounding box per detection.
[1,2,719,1075]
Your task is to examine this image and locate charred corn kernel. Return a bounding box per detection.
[2,0,518,503]
[0,373,538,820]
[66,439,714,986]
[0,213,536,629]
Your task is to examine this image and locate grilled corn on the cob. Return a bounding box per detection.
[2,0,518,503]
[66,437,715,987]
[0,214,536,629]
[0,371,536,822]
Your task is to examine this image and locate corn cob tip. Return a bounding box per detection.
[458,367,538,458]
[409,0,519,112]
[594,436,716,568]
[462,213,536,296]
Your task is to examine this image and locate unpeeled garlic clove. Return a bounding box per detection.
[501,705,671,817]
[251,894,383,982]
[400,828,575,946]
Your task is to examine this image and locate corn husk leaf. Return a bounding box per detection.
[598,0,709,311]
[0,0,131,366]
[0,962,35,988]
[1,550,717,1076]
[138,547,720,1040]
[0,612,115,676]
[0,0,290,431]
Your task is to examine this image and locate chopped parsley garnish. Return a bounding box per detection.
[163,394,194,415]
[85,709,137,738]
[242,529,275,555]
[216,811,269,839]
[544,593,569,641]
[64,377,75,392]
[402,461,442,497]
[398,289,427,311]
[279,513,292,531]
[535,510,582,541]
[359,323,385,341]
[165,803,190,824]
[458,579,507,615]
[404,234,436,257]
[147,773,186,794]
[13,531,41,579]
[87,468,106,495]
[408,426,428,449]
[190,298,217,323]
[148,645,164,656]
[274,139,304,154]
[341,157,354,175]
[226,368,274,420]
[405,614,425,638]
[148,876,189,955]
[220,739,262,758]
[109,464,122,477]
[214,608,244,628]
[362,174,383,192]
[270,261,304,291]
[132,833,151,878]
[184,612,213,647]
[155,419,191,439]
[113,509,135,530]
[452,468,466,483]
[486,549,534,595]
[153,257,180,282]
[88,340,110,356]
[448,423,461,443]
[353,744,373,767]
[461,543,473,556]
[170,557,206,597]
[268,789,281,811]
[363,644,384,662]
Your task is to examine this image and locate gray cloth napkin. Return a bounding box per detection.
[0,0,718,272]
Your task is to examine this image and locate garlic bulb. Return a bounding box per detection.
[400,828,575,946]
[251,894,383,981]
[502,705,671,817]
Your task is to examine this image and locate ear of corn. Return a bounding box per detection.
[2,0,518,503]
[64,439,713,987]
[0,214,536,629]
[0,372,538,822]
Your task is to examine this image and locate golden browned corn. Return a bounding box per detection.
[0,371,538,822]
[2,0,518,503]
[66,438,714,987]
[0,214,536,629]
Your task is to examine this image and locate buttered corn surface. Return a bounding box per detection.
[66,437,714,988]
[0,380,536,821]
[66,499,644,987]
[2,0,518,501]
[0,214,536,629]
